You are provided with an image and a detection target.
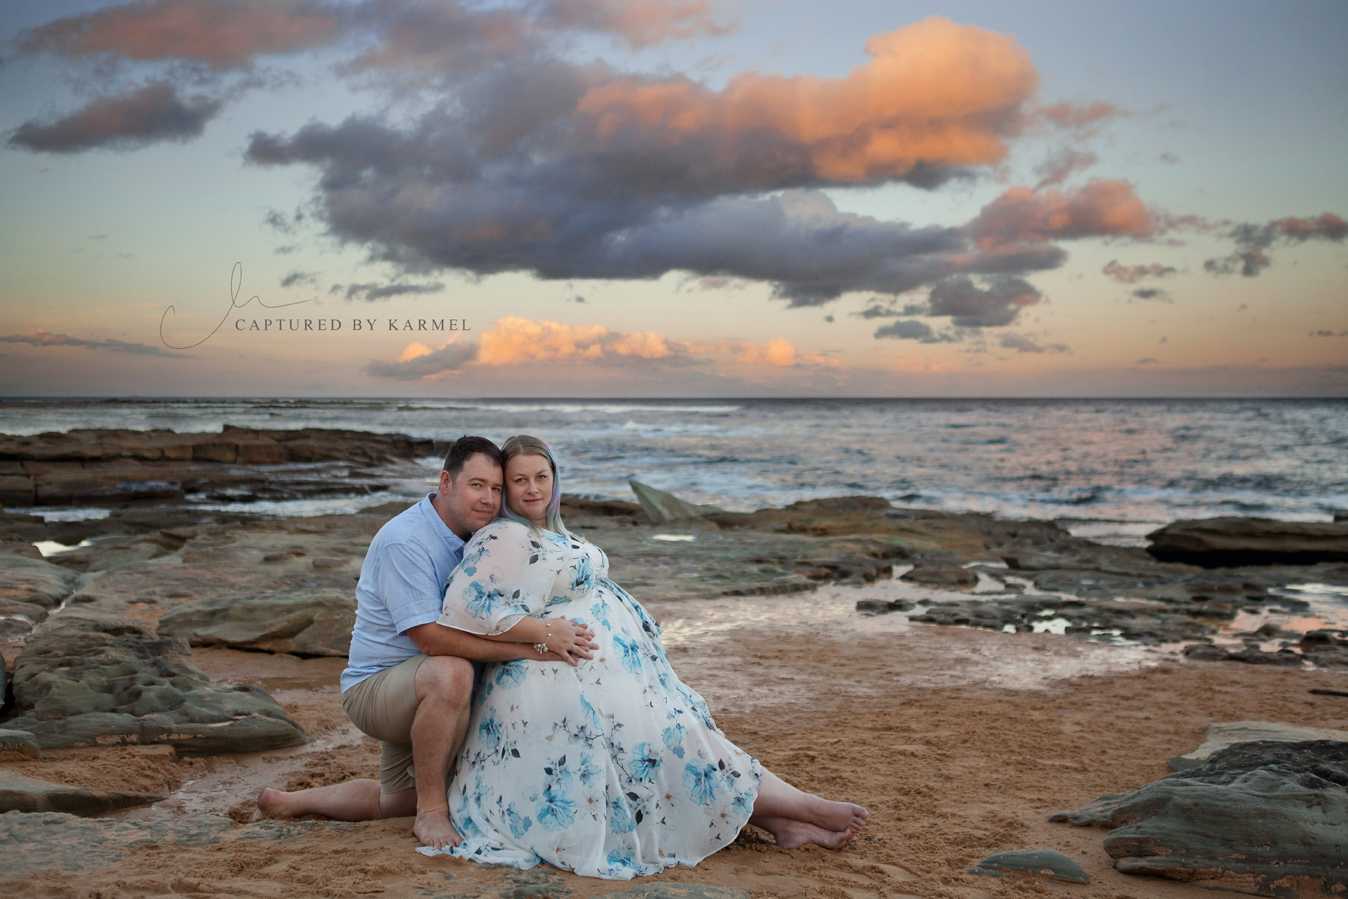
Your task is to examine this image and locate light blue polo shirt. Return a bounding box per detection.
[341,494,466,693]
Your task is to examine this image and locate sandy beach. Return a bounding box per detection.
[5,572,1346,899]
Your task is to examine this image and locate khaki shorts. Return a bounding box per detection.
[341,653,430,795]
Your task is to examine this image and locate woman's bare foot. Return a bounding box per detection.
[797,794,868,835]
[413,807,461,850]
[753,815,858,849]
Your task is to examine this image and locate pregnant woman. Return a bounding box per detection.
[426,435,867,879]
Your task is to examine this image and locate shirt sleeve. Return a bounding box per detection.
[377,541,448,635]
[438,522,563,635]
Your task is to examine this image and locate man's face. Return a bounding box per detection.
[437,453,503,538]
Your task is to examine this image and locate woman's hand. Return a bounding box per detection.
[542,617,598,666]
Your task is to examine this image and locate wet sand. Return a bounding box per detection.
[6,577,1346,899]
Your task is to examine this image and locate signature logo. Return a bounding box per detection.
[160,263,310,349]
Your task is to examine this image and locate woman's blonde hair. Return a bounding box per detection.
[499,435,570,535]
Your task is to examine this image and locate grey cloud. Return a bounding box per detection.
[999,334,1068,354]
[1205,214,1348,277]
[8,82,222,153]
[1131,287,1171,302]
[362,342,479,379]
[0,329,185,357]
[1034,147,1096,190]
[331,282,445,301]
[1310,330,1348,337]
[873,320,958,343]
[281,271,318,288]
[1137,357,1159,364]
[927,276,1042,328]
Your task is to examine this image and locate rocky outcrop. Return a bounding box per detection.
[2,618,306,753]
[900,563,977,588]
[0,426,437,508]
[0,730,38,762]
[1182,642,1306,667]
[0,551,81,639]
[628,480,726,525]
[156,589,356,657]
[1051,741,1348,896]
[967,849,1089,884]
[1169,721,1348,772]
[0,772,165,815]
[1300,629,1348,667]
[1148,517,1348,567]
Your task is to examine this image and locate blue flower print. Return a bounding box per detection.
[588,601,612,630]
[612,634,643,674]
[571,555,594,593]
[537,785,576,831]
[465,581,508,618]
[478,710,502,746]
[683,762,721,806]
[544,754,573,786]
[606,848,635,870]
[495,661,527,688]
[505,802,533,838]
[630,742,661,782]
[609,798,634,834]
[576,754,600,786]
[732,791,753,817]
[662,724,687,759]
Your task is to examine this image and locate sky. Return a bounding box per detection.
[0,0,1345,398]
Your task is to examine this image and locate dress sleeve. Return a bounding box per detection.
[437,522,564,636]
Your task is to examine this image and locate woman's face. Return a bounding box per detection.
[505,453,553,527]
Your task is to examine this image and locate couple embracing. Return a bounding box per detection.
[257,435,867,880]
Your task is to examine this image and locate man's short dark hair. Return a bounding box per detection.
[443,436,503,479]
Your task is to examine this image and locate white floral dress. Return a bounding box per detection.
[426,519,762,879]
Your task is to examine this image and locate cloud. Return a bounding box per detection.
[16,0,345,69]
[1310,329,1348,337]
[968,179,1155,251]
[873,320,958,343]
[1136,357,1159,364]
[280,271,317,288]
[1130,287,1171,302]
[7,82,222,152]
[536,0,733,48]
[331,282,445,301]
[999,333,1068,354]
[1037,100,1129,132]
[361,340,479,380]
[362,317,835,379]
[0,329,185,357]
[574,16,1038,185]
[1205,213,1348,277]
[477,317,682,365]
[926,276,1042,328]
[1033,147,1096,190]
[1103,260,1176,283]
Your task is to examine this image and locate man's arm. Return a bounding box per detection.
[406,621,558,662]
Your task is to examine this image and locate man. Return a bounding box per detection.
[254,436,595,849]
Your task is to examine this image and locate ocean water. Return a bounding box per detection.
[2,398,1346,541]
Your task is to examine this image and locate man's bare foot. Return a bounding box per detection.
[250,787,282,822]
[753,816,858,849]
[413,807,461,850]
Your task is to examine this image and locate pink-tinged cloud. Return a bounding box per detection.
[968,179,1154,251]
[539,0,733,48]
[361,319,836,379]
[1102,260,1176,283]
[18,0,343,69]
[575,16,1039,183]
[1037,100,1129,131]
[8,82,222,152]
[478,317,680,365]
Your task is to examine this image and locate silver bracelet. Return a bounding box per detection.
[534,619,552,656]
[533,642,549,655]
